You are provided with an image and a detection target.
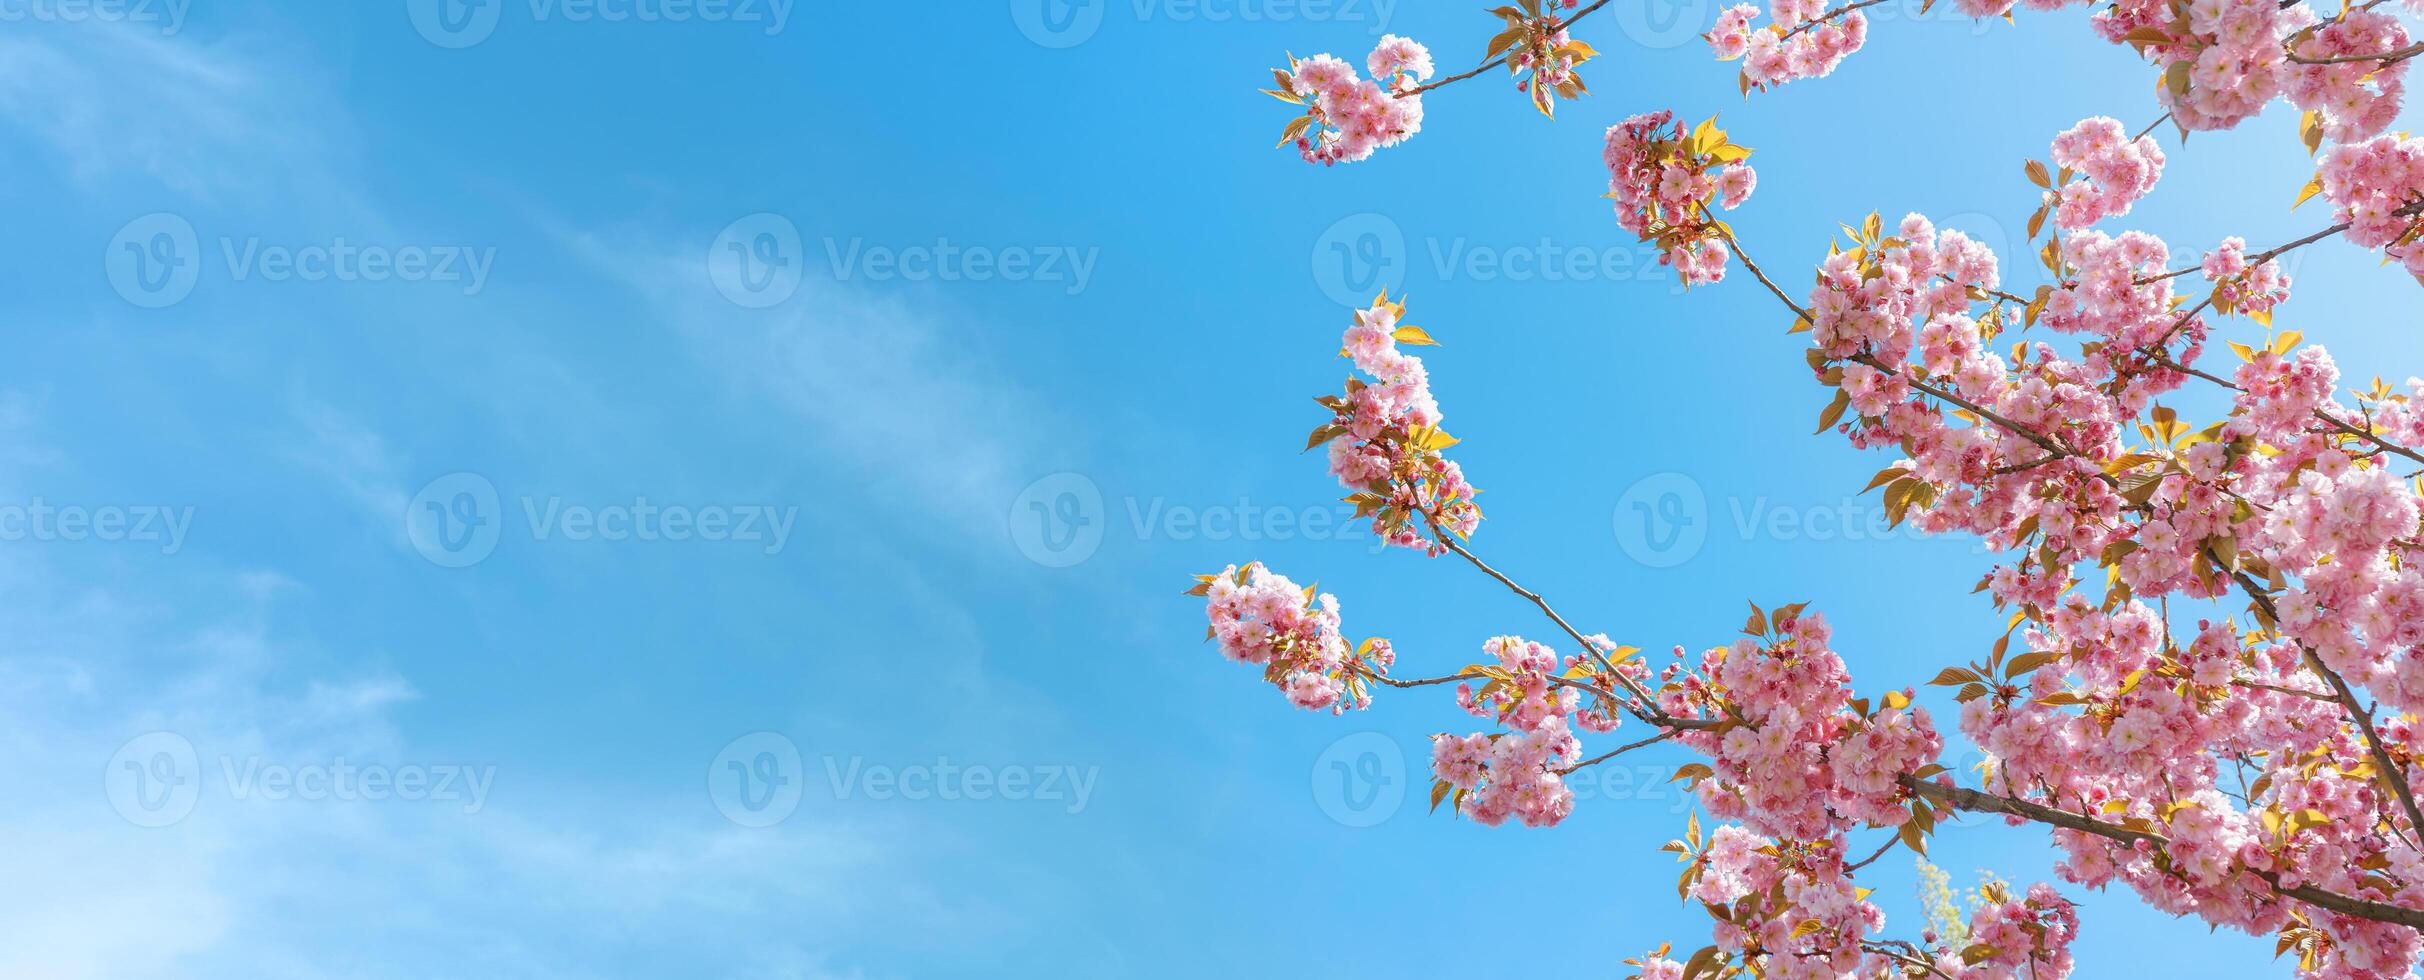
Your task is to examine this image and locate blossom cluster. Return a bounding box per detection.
[2282,7,2410,144]
[1789,188,2424,972]
[2084,0,2408,144]
[1708,0,1869,92]
[2043,116,2166,232]
[2099,0,2300,132]
[2318,134,2424,278]
[1195,562,1392,713]
[1603,110,1756,285]
[1429,635,1651,828]
[1664,610,1944,839]
[1935,881,2082,979]
[2201,237,2293,318]
[1270,35,1434,166]
[1311,295,1481,554]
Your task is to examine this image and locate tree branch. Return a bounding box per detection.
[1394,0,1619,99]
[1903,776,2424,929]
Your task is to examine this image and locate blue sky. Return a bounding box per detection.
[0,2,2419,977]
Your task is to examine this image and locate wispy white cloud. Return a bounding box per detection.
[571,228,1073,541]
[0,24,352,205]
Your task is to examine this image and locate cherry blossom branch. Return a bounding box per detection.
[1725,229,2112,477]
[1560,729,1678,773]
[1844,833,1901,872]
[1862,940,1960,980]
[1778,0,1890,40]
[1852,352,2109,476]
[2232,677,2336,702]
[1374,667,1627,702]
[1395,0,1619,98]
[1902,775,2424,929]
[1371,671,1489,689]
[2285,37,2424,65]
[1723,223,2424,856]
[1720,227,1813,322]
[2153,352,2424,467]
[2225,564,2424,846]
[1424,520,1719,732]
[2137,219,2354,285]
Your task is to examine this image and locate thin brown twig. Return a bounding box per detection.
[1427,524,1718,732]
[1845,834,1901,872]
[2286,37,2424,65]
[1559,729,1678,773]
[1779,0,1890,40]
[2137,220,2353,284]
[1394,0,1619,99]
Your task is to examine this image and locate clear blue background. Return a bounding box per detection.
[0,1,2417,976]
